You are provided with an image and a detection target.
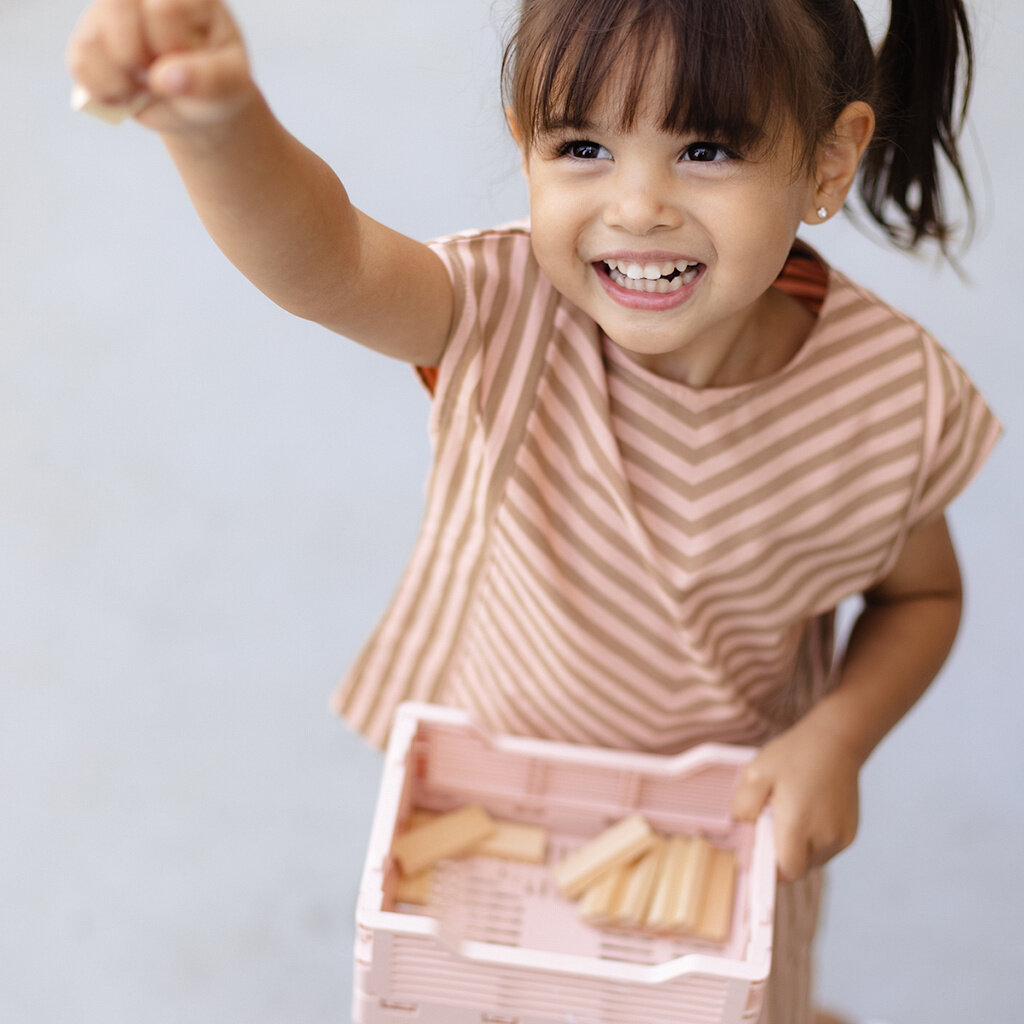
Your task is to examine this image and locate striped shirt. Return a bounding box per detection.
[334,222,999,752]
[334,222,999,1023]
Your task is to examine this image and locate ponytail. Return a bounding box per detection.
[859,0,975,255]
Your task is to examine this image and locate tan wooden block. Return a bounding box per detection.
[694,846,737,943]
[672,834,713,932]
[474,820,549,864]
[645,835,691,931]
[578,861,632,924]
[393,869,434,906]
[391,804,497,877]
[553,813,656,900]
[612,837,666,926]
[405,809,439,830]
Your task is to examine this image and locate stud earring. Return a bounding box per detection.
[816,206,829,220]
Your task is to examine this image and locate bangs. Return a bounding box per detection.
[503,0,828,163]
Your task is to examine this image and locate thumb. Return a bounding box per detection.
[147,46,249,102]
[731,763,774,822]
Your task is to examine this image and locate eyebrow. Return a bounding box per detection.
[534,116,600,138]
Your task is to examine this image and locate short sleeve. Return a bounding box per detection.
[908,338,1002,526]
[414,238,467,397]
[417,229,486,444]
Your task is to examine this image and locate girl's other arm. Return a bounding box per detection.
[67,0,452,366]
[732,515,963,881]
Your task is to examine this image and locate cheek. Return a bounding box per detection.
[528,199,582,277]
[724,187,809,255]
[528,223,567,289]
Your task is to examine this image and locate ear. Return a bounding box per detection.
[803,101,875,225]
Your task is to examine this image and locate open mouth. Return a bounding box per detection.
[601,258,702,295]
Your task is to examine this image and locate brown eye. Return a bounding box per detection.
[681,142,734,163]
[560,140,612,160]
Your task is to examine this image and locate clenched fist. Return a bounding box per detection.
[67,0,255,134]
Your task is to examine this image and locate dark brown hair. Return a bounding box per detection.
[501,0,974,256]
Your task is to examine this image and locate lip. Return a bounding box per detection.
[592,258,705,311]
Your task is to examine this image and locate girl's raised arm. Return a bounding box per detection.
[67,0,453,366]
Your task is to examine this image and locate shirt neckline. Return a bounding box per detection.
[602,243,834,404]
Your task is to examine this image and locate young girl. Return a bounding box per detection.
[68,0,1000,1020]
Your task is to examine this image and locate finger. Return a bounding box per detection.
[807,821,857,869]
[100,0,153,71]
[147,44,249,102]
[775,833,811,883]
[142,0,217,57]
[68,6,144,103]
[731,767,774,822]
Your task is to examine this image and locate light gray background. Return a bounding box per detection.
[3,1,1021,1022]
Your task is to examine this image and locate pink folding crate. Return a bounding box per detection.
[354,703,775,1024]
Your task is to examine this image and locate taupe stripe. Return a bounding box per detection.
[498,492,682,676]
[608,341,924,483]
[654,477,911,631]
[483,273,566,497]
[626,426,922,573]
[491,516,793,729]
[617,432,922,582]
[339,420,485,737]
[472,570,653,744]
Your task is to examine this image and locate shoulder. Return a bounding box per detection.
[426,219,585,354]
[814,261,989,429]
[426,220,552,323]
[814,258,954,373]
[422,220,585,415]
[428,219,534,272]
[816,260,1001,524]
[781,243,945,362]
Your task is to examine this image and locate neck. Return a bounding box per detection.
[625,286,817,388]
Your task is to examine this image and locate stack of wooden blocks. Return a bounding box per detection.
[390,804,736,944]
[552,812,736,942]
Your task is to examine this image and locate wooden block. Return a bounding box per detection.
[70,83,148,125]
[672,834,713,933]
[405,809,438,830]
[612,837,666,926]
[694,846,737,943]
[645,835,690,931]
[553,813,656,900]
[391,804,497,877]
[474,820,549,864]
[578,861,632,924]
[393,869,434,906]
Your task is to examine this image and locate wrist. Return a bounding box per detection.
[158,85,266,156]
[795,695,877,768]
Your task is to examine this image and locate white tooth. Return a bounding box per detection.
[625,263,644,280]
[642,263,661,280]
[643,279,657,292]
[660,262,675,276]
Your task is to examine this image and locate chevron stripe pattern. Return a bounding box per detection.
[334,223,999,755]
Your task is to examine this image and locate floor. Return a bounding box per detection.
[3,1,1022,1021]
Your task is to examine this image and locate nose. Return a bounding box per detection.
[603,165,683,235]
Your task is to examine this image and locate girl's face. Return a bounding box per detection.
[521,54,824,387]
